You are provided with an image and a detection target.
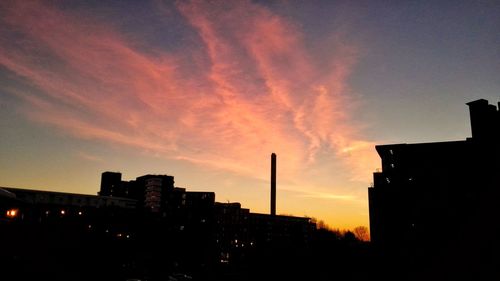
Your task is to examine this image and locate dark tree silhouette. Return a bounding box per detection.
[353,226,369,241]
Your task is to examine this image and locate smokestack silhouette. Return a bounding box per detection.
[271,153,276,216]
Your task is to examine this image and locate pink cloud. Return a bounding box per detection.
[0,0,378,195]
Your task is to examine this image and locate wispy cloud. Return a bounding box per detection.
[0,0,378,196]
[76,151,103,163]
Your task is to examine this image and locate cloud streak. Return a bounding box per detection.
[0,0,378,199]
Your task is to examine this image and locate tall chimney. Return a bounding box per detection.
[271,153,276,216]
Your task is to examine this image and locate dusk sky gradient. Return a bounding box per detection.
[1,0,498,229]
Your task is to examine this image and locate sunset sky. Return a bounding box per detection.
[0,0,498,229]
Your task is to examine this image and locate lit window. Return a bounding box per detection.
[6,209,18,218]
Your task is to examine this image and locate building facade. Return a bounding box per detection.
[368,99,500,279]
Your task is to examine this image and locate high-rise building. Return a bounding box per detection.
[99,171,122,197]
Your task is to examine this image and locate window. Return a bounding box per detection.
[6,209,18,218]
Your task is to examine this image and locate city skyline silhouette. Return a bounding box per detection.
[1,1,499,280]
[2,98,500,280]
[0,154,351,281]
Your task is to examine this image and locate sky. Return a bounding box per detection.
[0,0,498,229]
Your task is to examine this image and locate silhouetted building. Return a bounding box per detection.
[1,165,316,280]
[0,187,137,233]
[0,187,138,235]
[0,186,141,281]
[136,174,175,213]
[99,171,123,197]
[248,213,314,247]
[213,202,314,266]
[214,202,250,264]
[98,172,177,213]
[467,99,500,141]
[368,99,500,279]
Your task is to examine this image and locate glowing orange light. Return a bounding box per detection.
[6,209,18,218]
